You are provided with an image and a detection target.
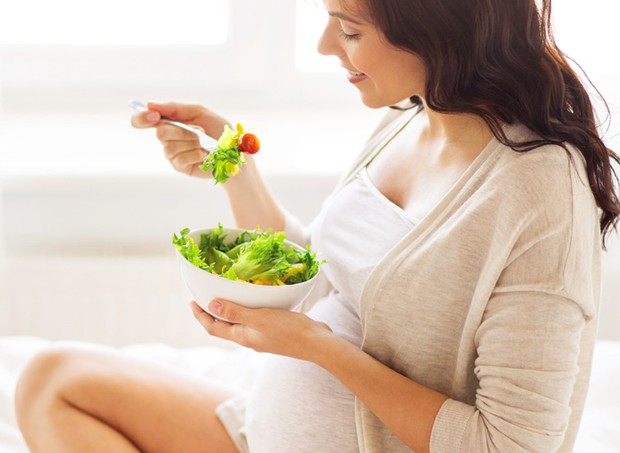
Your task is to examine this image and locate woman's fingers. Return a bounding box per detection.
[207,299,246,324]
[190,300,217,329]
[130,110,161,129]
[146,101,204,123]
[131,102,205,132]
[147,102,229,139]
[131,100,229,138]
[165,144,205,162]
[161,133,208,175]
[169,150,206,176]
[151,122,209,176]
[129,101,229,179]
[156,124,203,143]
[189,299,334,361]
[190,301,249,346]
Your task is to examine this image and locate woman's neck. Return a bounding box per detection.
[419,102,495,161]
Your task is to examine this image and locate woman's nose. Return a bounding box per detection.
[317,18,340,57]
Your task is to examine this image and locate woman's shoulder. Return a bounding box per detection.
[490,123,591,198]
[466,123,598,243]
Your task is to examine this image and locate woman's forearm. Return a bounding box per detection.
[193,300,448,452]
[313,335,448,453]
[222,155,286,232]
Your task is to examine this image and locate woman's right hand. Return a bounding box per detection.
[132,101,285,231]
[130,101,230,178]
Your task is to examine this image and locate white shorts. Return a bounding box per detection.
[216,394,250,453]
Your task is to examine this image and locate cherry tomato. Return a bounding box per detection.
[238,133,260,154]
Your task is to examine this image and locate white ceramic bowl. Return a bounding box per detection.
[176,227,320,315]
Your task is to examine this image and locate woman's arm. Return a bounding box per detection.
[131,101,286,232]
[312,325,448,453]
[190,300,448,453]
[192,281,589,453]
[220,155,286,232]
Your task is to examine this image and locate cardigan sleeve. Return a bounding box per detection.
[429,145,600,452]
[430,292,587,452]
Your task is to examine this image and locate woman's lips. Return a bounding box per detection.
[346,70,367,84]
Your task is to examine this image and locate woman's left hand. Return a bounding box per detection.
[192,301,447,453]
[190,300,334,362]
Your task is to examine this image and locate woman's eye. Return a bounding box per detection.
[339,29,360,41]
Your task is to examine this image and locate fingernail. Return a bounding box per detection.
[208,300,222,314]
[146,112,159,122]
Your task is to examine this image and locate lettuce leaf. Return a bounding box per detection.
[173,226,323,286]
[200,123,248,184]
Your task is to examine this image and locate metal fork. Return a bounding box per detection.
[128,100,219,152]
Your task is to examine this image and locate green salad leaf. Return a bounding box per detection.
[201,146,245,184]
[173,224,323,286]
[172,227,209,271]
[200,123,251,184]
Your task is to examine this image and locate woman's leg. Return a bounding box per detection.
[15,343,240,453]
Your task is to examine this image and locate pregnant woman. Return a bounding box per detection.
[14,0,620,452]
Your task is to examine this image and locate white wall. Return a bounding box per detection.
[0,1,619,345]
[0,173,339,347]
[0,172,619,346]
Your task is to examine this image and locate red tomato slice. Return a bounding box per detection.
[238,133,260,154]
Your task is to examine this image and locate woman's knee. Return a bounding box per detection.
[15,346,86,423]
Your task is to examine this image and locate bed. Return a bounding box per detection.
[0,336,259,453]
[0,336,619,452]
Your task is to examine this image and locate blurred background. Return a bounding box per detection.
[0,0,618,346]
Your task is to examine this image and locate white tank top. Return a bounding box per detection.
[244,168,417,453]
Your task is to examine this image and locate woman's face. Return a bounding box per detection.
[318,0,426,108]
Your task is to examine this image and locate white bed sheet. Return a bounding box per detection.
[0,336,258,453]
[0,336,619,452]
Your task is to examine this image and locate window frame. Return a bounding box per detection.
[0,0,355,111]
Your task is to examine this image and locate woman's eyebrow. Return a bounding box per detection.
[328,11,366,25]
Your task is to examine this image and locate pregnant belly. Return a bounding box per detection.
[243,353,359,453]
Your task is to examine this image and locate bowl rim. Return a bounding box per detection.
[177,226,320,288]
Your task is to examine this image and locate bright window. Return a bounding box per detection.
[0,1,618,177]
[0,0,229,45]
[553,0,620,74]
[295,0,339,73]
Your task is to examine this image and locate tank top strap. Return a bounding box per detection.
[335,106,422,190]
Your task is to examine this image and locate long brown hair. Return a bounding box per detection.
[358,0,620,245]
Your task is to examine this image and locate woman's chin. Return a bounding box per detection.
[357,93,387,109]
[359,94,404,110]
[355,85,415,109]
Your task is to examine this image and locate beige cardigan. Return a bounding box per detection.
[285,108,601,452]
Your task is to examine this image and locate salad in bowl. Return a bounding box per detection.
[173,224,323,314]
